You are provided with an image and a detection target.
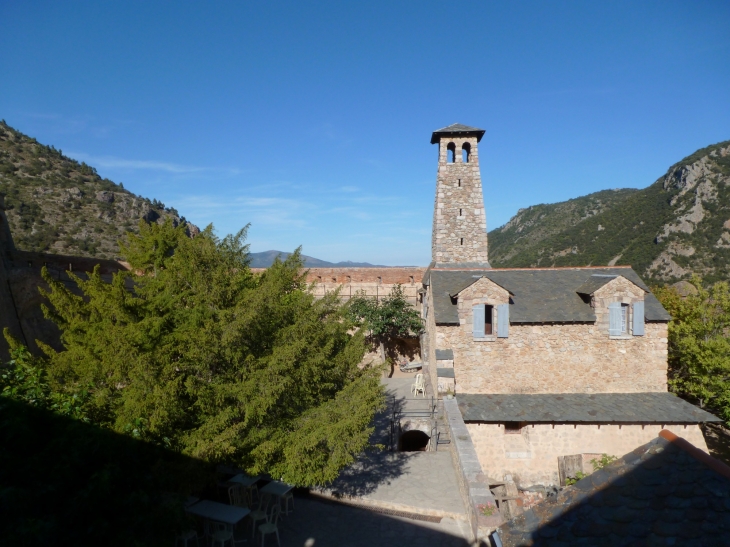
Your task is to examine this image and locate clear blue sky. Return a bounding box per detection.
[2,1,729,265]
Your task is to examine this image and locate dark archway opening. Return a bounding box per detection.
[462,142,471,163]
[446,142,456,163]
[399,430,430,452]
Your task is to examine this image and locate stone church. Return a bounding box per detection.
[421,123,720,486]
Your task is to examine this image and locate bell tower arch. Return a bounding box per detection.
[430,123,490,266]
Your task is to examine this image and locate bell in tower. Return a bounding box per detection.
[430,123,490,267]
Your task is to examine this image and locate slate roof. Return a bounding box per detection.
[495,431,730,546]
[457,393,721,424]
[437,368,455,378]
[435,349,454,360]
[427,266,671,324]
[430,123,486,144]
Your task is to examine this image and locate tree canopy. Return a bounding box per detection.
[655,276,730,422]
[24,219,384,486]
[348,284,423,363]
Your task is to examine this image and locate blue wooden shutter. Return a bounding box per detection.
[473,305,485,337]
[632,301,645,336]
[608,302,622,336]
[497,303,509,338]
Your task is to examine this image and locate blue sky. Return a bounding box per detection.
[1,1,729,265]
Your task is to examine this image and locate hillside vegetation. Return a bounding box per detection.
[489,141,730,285]
[0,121,196,259]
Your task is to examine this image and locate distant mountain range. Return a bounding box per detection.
[488,140,730,285]
[249,250,384,268]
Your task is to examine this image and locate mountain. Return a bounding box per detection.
[488,140,730,285]
[0,121,197,260]
[249,250,384,268]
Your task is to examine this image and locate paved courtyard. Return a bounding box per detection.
[276,496,472,547]
[315,377,467,519]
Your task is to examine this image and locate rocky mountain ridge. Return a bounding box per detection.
[0,121,197,260]
[489,140,730,284]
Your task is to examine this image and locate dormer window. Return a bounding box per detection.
[473,303,509,339]
[609,301,645,337]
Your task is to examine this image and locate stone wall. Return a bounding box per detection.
[432,136,489,265]
[251,267,426,306]
[466,422,708,487]
[592,275,646,335]
[434,321,668,394]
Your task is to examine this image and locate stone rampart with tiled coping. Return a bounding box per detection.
[251,267,426,306]
[443,398,503,542]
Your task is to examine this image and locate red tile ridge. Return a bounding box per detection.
[659,429,730,481]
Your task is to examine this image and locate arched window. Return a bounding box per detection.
[446,142,456,163]
[462,142,471,163]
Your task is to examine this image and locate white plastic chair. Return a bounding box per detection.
[228,484,247,508]
[412,374,426,397]
[175,529,200,547]
[411,373,423,394]
[249,493,272,538]
[258,503,282,546]
[281,489,294,515]
[210,522,234,547]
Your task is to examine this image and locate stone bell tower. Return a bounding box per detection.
[430,123,490,266]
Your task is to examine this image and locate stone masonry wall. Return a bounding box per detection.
[436,321,668,394]
[466,422,708,487]
[432,136,489,264]
[251,267,426,306]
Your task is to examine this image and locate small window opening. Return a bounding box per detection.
[485,304,494,335]
[459,208,463,216]
[621,303,629,333]
[458,179,461,187]
[446,142,456,163]
[346,276,351,283]
[377,276,382,284]
[460,238,464,246]
[504,422,522,435]
[462,142,471,163]
[409,275,414,284]
[332,277,336,283]
[317,276,322,282]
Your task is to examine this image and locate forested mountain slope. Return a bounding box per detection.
[488,141,730,284]
[0,121,196,259]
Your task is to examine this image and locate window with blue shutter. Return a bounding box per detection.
[632,301,645,336]
[608,302,622,336]
[472,305,485,338]
[497,303,509,338]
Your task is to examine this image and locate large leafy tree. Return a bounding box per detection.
[35,219,384,486]
[348,284,423,364]
[655,275,730,422]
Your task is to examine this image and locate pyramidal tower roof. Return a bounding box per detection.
[430,123,485,144]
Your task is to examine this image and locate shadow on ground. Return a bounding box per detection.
[0,396,214,546]
[702,422,730,466]
[279,496,471,547]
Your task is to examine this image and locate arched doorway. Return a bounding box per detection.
[399,430,430,452]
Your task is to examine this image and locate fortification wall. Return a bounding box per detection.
[252,267,427,305]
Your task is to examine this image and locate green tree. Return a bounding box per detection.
[348,284,423,364]
[655,276,730,422]
[35,219,384,486]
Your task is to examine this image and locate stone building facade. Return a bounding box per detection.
[421,123,721,489]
